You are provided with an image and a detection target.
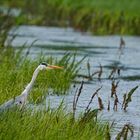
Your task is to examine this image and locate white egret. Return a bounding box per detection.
[0,62,63,110]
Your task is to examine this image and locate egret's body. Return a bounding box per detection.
[0,62,63,110]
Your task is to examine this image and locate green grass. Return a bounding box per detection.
[0,47,83,104]
[0,47,109,140]
[0,106,109,140]
[0,0,140,35]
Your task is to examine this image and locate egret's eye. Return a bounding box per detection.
[41,62,48,66]
[19,101,22,104]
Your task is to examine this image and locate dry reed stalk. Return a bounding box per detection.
[98,96,104,110]
[98,64,103,81]
[85,86,102,112]
[108,67,117,79]
[111,80,119,97]
[113,94,119,111]
[119,37,125,50]
[115,124,134,140]
[87,59,91,78]
[73,81,84,119]
[107,99,110,111]
[122,93,127,109]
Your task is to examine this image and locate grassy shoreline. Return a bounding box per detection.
[0,48,110,140]
[0,0,140,35]
[0,47,138,139]
[0,43,139,139]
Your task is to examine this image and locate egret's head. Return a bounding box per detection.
[38,62,63,70]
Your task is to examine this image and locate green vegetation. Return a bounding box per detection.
[0,107,109,140]
[0,10,110,139]
[0,1,139,139]
[0,0,140,35]
[0,47,83,104]
[0,48,109,140]
[0,47,137,139]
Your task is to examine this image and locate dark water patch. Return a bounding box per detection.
[104,64,140,71]
[121,75,140,81]
[36,46,107,55]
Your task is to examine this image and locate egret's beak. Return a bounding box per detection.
[47,65,63,69]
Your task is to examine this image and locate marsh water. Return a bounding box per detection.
[7,25,140,139]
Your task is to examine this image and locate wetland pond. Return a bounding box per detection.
[7,25,140,139]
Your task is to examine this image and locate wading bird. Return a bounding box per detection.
[0,62,63,111]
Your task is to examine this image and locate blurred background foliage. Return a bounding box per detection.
[0,0,140,35]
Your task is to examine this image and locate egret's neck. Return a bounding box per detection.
[22,67,40,95]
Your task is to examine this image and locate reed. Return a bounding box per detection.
[115,124,134,140]
[122,86,139,111]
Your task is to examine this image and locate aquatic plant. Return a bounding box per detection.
[73,80,84,119]
[122,86,139,111]
[115,124,134,140]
